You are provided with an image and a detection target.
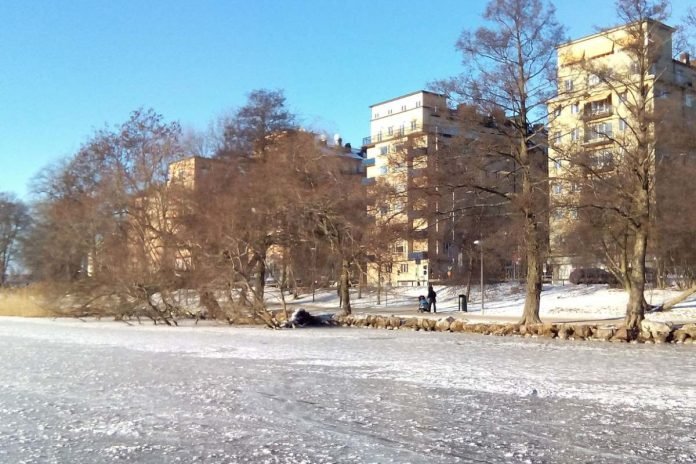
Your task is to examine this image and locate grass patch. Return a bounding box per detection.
[0,287,56,317]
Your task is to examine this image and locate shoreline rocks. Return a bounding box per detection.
[331,314,695,345]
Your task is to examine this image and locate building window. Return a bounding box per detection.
[686,94,695,108]
[374,112,379,119]
[175,256,192,271]
[410,120,417,130]
[388,109,393,115]
[553,183,563,194]
[380,146,388,155]
[587,122,613,141]
[564,79,574,92]
[588,74,600,86]
[656,88,669,99]
[594,151,613,167]
[554,159,562,171]
[588,98,611,116]
[399,264,409,273]
[553,131,561,144]
[387,126,393,135]
[618,91,628,104]
[619,118,628,131]
[571,103,579,114]
[570,128,580,142]
[395,242,404,253]
[553,106,561,117]
[415,101,421,108]
[401,105,407,111]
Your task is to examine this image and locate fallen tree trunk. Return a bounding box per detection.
[662,285,696,311]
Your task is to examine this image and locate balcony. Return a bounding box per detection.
[361,177,376,186]
[409,229,429,240]
[408,208,427,220]
[583,131,613,146]
[408,251,429,261]
[362,157,376,167]
[362,123,454,147]
[408,167,427,178]
[582,106,613,122]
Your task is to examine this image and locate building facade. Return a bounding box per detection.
[547,20,696,280]
[362,91,459,286]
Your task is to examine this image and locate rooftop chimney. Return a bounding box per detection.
[680,52,691,66]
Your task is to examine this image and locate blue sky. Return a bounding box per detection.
[0,0,692,199]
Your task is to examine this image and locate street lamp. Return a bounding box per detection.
[310,247,317,303]
[473,240,484,314]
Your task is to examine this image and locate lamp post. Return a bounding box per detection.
[473,240,484,314]
[310,247,317,303]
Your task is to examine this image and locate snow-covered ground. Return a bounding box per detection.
[266,283,696,322]
[1,317,694,463]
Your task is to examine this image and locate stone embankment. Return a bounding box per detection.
[332,314,696,345]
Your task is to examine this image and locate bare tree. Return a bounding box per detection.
[181,127,366,320]
[26,109,186,323]
[432,0,563,324]
[554,0,678,331]
[0,193,30,286]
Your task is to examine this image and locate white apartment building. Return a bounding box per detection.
[363,90,458,286]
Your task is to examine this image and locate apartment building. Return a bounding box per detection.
[166,132,365,276]
[362,90,459,286]
[547,19,696,280]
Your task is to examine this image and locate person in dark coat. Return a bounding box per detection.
[427,284,437,313]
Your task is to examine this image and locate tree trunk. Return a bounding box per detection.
[199,289,223,320]
[519,216,542,325]
[252,254,266,306]
[376,266,382,305]
[339,257,351,315]
[625,228,648,332]
[518,159,543,326]
[662,285,696,311]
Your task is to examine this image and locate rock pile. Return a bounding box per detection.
[331,314,696,345]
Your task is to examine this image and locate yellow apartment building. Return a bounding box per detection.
[547,19,696,280]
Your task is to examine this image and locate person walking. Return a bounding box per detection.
[427,284,437,313]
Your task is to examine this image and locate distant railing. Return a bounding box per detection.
[582,106,613,121]
[362,123,454,146]
[584,131,613,145]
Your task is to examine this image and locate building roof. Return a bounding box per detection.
[369,90,446,108]
[556,18,675,49]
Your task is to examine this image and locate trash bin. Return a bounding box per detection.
[458,294,467,312]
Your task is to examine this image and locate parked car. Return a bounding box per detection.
[569,268,618,285]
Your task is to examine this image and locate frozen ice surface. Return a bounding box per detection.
[0,317,695,463]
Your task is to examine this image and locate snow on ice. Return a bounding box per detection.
[0,317,695,463]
